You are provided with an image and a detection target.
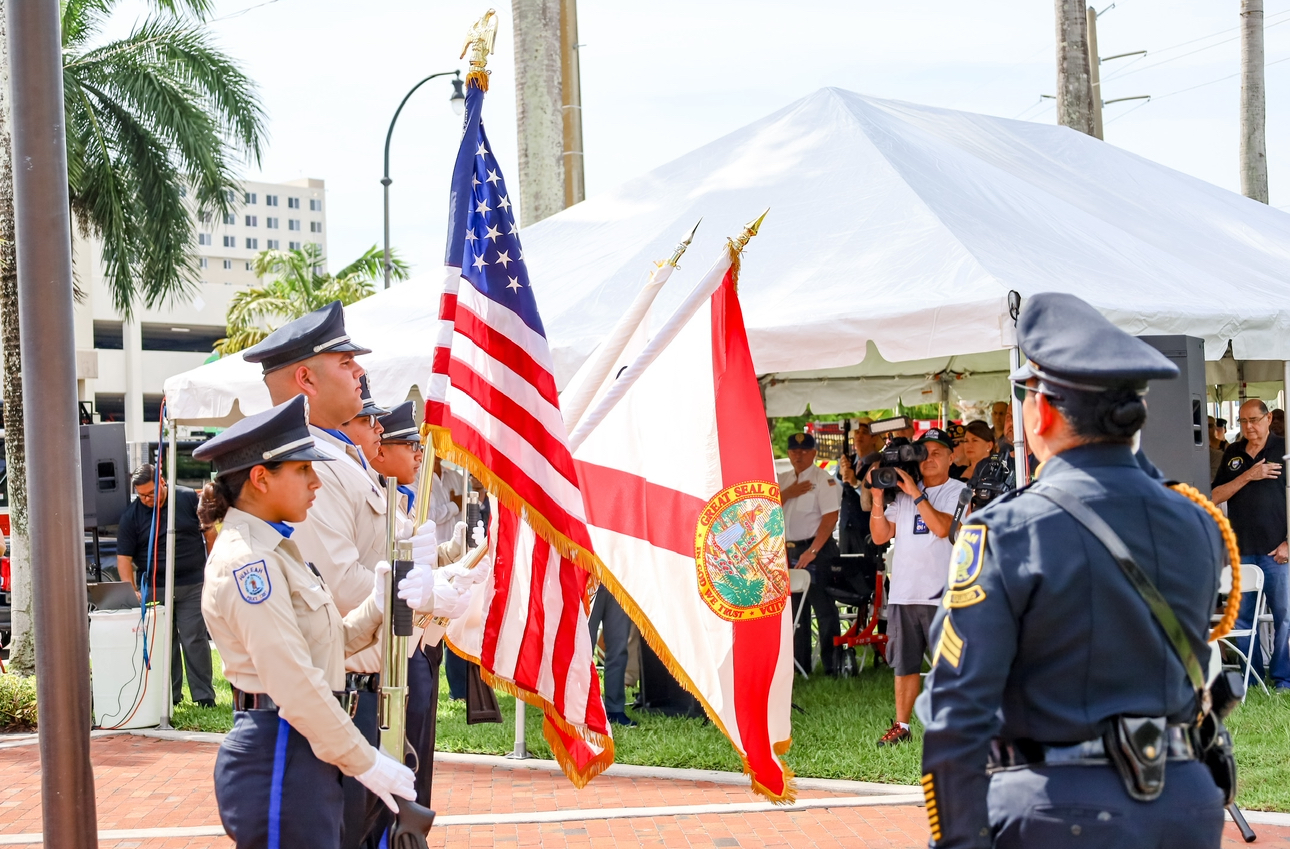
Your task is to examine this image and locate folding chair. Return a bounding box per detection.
[789,568,811,677]
[1214,563,1270,699]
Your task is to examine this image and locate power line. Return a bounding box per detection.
[210,0,286,23]
[1104,54,1290,126]
[1102,9,1290,83]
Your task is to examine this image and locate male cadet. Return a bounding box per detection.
[337,375,388,479]
[916,293,1225,848]
[242,302,438,849]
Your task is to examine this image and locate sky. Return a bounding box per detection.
[101,0,1290,277]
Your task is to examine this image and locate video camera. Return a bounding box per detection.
[965,453,1011,511]
[866,438,927,490]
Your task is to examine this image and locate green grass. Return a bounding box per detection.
[171,650,1290,811]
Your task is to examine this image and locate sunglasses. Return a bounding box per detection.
[1011,381,1063,404]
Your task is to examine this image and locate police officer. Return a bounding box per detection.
[916,292,1226,848]
[242,302,440,848]
[196,395,417,848]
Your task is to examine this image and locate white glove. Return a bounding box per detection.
[397,563,462,614]
[372,561,390,612]
[442,582,475,619]
[440,550,492,588]
[471,520,486,549]
[355,748,416,813]
[408,522,442,563]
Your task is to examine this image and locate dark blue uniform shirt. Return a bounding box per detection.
[916,443,1223,847]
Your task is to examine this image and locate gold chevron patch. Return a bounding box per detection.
[932,615,964,669]
[921,772,942,842]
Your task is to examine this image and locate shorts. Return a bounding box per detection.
[886,603,936,676]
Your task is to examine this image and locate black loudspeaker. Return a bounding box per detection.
[1138,335,1210,495]
[80,423,129,528]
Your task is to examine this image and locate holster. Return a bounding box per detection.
[1195,711,1239,805]
[1104,716,1168,801]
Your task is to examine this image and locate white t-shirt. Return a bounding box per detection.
[777,463,843,540]
[883,478,967,606]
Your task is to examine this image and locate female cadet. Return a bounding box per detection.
[194,395,417,848]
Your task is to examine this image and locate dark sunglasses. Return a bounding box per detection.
[1011,381,1063,404]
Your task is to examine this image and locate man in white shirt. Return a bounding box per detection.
[867,427,966,746]
[778,432,843,676]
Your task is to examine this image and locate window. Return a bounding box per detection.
[245,215,257,227]
[223,213,236,225]
[265,194,278,207]
[245,261,253,271]
[266,239,279,250]
[289,241,301,251]
[197,233,211,246]
[223,259,233,270]
[225,189,235,203]
[198,257,208,268]
[287,197,300,209]
[198,211,211,223]
[244,192,257,204]
[223,236,235,248]
[309,199,322,211]
[309,221,322,233]
[245,238,258,250]
[266,217,278,229]
[288,219,300,231]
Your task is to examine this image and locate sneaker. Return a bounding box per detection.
[607,711,637,728]
[877,722,912,747]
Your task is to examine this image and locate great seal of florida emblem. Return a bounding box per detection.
[693,481,790,622]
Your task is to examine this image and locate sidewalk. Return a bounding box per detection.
[0,733,1282,847]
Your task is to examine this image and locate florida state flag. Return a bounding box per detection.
[572,249,795,800]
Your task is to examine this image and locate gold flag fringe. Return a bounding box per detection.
[466,71,489,92]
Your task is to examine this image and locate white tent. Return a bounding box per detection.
[165,86,1290,422]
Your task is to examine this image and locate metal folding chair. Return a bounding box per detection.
[1214,563,1270,699]
[789,568,811,677]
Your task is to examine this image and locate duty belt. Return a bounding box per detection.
[345,672,381,692]
[989,725,1196,770]
[232,686,359,717]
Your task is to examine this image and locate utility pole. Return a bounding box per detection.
[1241,0,1268,203]
[511,0,566,226]
[560,0,585,207]
[5,0,98,846]
[1055,0,1096,135]
[1086,5,1104,139]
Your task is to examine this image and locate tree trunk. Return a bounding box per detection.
[1055,0,1096,135]
[0,0,32,675]
[1240,0,1268,203]
[511,0,566,226]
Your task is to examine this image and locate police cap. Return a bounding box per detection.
[1008,292,1178,391]
[357,375,390,417]
[378,401,421,444]
[193,395,333,476]
[786,432,816,451]
[242,301,371,374]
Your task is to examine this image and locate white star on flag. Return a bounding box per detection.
[495,250,512,268]
[472,252,488,270]
[476,198,491,215]
[475,141,488,157]
[484,224,502,242]
[498,195,511,212]
[485,169,501,185]
[506,276,521,291]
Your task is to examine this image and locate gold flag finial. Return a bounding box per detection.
[461,9,499,86]
[665,219,702,268]
[732,208,769,254]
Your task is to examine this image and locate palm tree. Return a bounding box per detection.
[216,243,410,355]
[0,0,263,673]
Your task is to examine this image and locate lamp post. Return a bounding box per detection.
[383,71,465,289]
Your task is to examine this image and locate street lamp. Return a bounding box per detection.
[382,70,465,289]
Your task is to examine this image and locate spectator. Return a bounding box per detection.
[780,432,842,676]
[588,580,635,726]
[867,428,967,745]
[837,419,878,555]
[991,401,1010,442]
[1209,415,1225,481]
[954,420,996,482]
[1273,408,1286,438]
[116,464,216,707]
[1216,417,1229,441]
[1212,398,1289,690]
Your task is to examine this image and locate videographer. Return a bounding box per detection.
[866,428,966,746]
[837,419,878,555]
[780,432,842,677]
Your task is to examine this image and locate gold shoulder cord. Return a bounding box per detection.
[1169,483,1241,642]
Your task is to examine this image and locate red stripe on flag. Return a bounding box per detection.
[482,506,520,671]
[432,346,452,375]
[512,536,552,692]
[551,554,585,718]
[438,292,458,320]
[424,399,448,427]
[454,307,560,406]
[574,460,704,558]
[447,360,580,486]
[448,417,594,552]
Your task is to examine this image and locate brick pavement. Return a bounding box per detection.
[0,734,1286,847]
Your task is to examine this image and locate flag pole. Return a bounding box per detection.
[567,211,767,453]
[560,219,699,434]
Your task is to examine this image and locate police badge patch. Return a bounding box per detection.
[233,560,272,604]
[950,525,987,588]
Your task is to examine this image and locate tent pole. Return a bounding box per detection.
[1284,362,1289,582]
[159,408,179,729]
[1008,347,1029,486]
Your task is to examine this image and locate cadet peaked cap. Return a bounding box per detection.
[378,401,421,444]
[193,395,333,476]
[242,301,371,373]
[357,375,390,418]
[786,432,816,450]
[1008,293,1178,390]
[918,427,955,450]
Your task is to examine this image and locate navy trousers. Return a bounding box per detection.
[988,761,1224,848]
[341,690,393,849]
[215,711,343,849]
[405,643,442,808]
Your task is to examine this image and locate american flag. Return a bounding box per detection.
[427,73,612,785]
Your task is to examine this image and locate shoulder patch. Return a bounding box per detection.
[949,524,987,589]
[233,560,272,604]
[1228,456,1243,471]
[932,614,965,669]
[944,585,986,608]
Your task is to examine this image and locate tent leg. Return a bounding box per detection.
[1008,347,1029,486]
[159,407,179,729]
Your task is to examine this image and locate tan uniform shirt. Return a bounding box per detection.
[202,507,381,776]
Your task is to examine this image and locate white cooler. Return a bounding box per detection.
[89,604,169,729]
